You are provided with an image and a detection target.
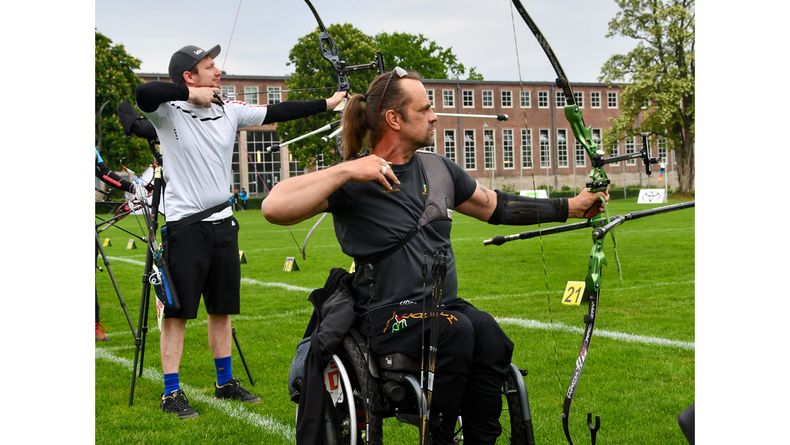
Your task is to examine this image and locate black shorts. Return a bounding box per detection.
[165,216,241,319]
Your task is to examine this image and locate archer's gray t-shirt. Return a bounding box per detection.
[327,151,477,315]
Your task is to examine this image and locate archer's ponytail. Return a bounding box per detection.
[341,93,368,160]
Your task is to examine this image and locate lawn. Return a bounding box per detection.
[95,196,694,444]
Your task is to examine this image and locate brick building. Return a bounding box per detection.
[138,73,678,196]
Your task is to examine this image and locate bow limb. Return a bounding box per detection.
[300,212,329,260]
[303,0,351,92]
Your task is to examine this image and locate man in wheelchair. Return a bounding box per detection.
[263,68,607,444]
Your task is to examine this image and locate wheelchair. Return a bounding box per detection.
[307,328,536,445]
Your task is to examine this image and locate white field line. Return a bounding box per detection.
[95,348,296,442]
[106,256,146,266]
[104,259,693,350]
[496,317,694,350]
[105,309,312,337]
[240,277,312,293]
[466,279,694,302]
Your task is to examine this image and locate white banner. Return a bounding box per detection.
[519,189,549,199]
[637,189,666,203]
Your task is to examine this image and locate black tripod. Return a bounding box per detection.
[126,134,255,406]
[95,207,139,342]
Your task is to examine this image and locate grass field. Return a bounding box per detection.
[95,196,694,444]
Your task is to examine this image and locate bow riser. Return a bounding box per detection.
[585,241,606,300]
[563,104,610,192]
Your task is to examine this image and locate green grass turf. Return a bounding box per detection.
[95,196,694,444]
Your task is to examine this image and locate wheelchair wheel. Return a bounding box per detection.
[295,353,362,445]
[498,363,535,445]
[304,337,383,445]
[325,354,361,444]
[452,363,535,445]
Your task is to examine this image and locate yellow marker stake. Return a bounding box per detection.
[562,281,586,306]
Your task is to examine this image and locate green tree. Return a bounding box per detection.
[279,24,378,168]
[95,31,150,174]
[373,32,482,80]
[279,24,483,168]
[599,0,695,193]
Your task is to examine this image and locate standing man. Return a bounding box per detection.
[136,44,346,419]
[239,188,248,210]
[262,68,607,443]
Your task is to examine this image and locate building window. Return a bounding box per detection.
[538,91,548,108]
[462,90,474,108]
[501,90,513,108]
[609,141,620,166]
[658,136,668,163]
[574,91,584,108]
[288,152,304,177]
[555,91,566,108]
[520,90,531,108]
[246,131,280,193]
[244,86,259,105]
[221,85,236,101]
[626,136,636,165]
[315,151,328,170]
[503,129,514,169]
[463,130,476,170]
[591,91,601,108]
[607,91,618,109]
[442,89,455,108]
[521,128,533,168]
[584,128,603,166]
[427,89,435,107]
[557,129,568,168]
[444,130,456,163]
[267,86,281,104]
[484,129,495,170]
[575,138,585,168]
[482,90,494,108]
[539,129,551,169]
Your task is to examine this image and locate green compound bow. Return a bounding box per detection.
[486,1,696,444]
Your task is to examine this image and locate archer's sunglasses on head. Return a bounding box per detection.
[377,66,408,113]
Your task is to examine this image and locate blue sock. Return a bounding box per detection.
[163,373,180,395]
[215,356,233,386]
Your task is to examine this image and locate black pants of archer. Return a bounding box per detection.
[369,298,514,445]
[448,300,515,445]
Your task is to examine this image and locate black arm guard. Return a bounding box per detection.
[261,99,327,124]
[135,82,189,112]
[487,190,568,225]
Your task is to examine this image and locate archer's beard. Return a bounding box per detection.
[419,128,435,147]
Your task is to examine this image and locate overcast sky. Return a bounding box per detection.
[95,0,637,83]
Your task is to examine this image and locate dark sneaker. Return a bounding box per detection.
[214,378,260,403]
[161,389,199,419]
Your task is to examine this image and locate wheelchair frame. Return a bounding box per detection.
[305,329,536,445]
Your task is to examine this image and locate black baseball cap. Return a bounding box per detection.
[168,44,221,84]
